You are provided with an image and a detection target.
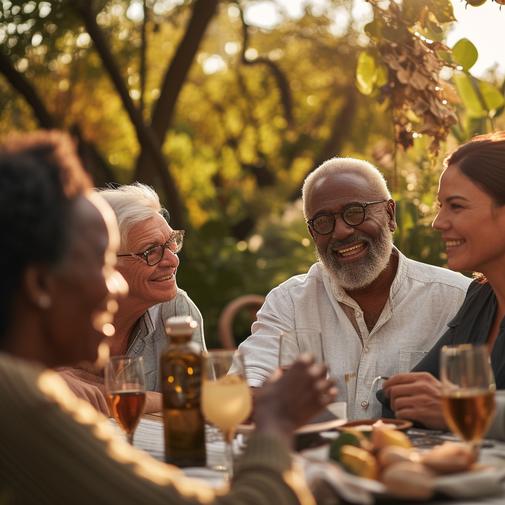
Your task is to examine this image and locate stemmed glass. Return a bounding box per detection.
[279,330,323,371]
[201,350,252,480]
[105,356,146,445]
[440,344,496,452]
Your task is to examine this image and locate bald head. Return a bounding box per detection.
[302,158,391,220]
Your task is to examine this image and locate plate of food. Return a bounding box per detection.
[337,418,413,432]
[301,425,505,502]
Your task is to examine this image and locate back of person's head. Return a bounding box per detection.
[444,131,505,207]
[0,130,93,340]
[97,183,167,250]
[302,157,391,220]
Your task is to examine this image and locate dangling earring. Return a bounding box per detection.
[39,294,52,309]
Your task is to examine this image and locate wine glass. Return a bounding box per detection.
[201,350,252,480]
[279,329,323,371]
[105,356,146,445]
[440,344,496,452]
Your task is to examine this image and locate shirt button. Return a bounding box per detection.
[356,312,361,318]
[361,401,368,408]
[364,347,369,354]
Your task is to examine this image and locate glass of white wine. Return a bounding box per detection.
[440,344,496,451]
[105,356,146,445]
[201,350,252,480]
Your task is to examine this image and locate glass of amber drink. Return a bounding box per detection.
[105,356,146,445]
[441,344,496,451]
[201,351,252,480]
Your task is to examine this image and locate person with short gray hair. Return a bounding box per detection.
[239,156,471,419]
[57,182,205,415]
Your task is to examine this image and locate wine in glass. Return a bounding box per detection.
[440,344,496,450]
[105,356,146,445]
[201,350,252,480]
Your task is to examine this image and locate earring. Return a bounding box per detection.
[39,294,52,309]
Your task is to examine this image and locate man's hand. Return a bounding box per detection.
[254,354,338,445]
[382,372,448,430]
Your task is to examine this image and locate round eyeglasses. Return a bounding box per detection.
[117,230,185,266]
[307,201,388,235]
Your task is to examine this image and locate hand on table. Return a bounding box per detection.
[254,354,337,444]
[382,372,448,430]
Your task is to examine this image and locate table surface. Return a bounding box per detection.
[108,413,505,505]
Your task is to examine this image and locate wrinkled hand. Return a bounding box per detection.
[254,354,337,443]
[383,372,448,430]
[55,368,110,415]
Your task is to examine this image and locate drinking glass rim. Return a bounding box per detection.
[203,350,241,358]
[441,343,487,356]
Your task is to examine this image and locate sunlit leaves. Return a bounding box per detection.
[453,72,505,117]
[356,51,387,96]
[451,38,478,72]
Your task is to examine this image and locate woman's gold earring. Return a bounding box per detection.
[39,295,52,309]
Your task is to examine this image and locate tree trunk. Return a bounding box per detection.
[133,0,219,185]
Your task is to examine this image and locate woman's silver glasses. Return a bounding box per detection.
[307,200,388,235]
[117,230,185,266]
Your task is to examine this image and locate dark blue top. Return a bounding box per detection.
[378,281,505,415]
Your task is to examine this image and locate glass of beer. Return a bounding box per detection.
[440,344,496,450]
[201,350,252,480]
[105,356,146,445]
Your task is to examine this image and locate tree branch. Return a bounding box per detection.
[239,8,294,129]
[139,0,148,114]
[0,51,56,128]
[76,1,185,228]
[150,0,219,139]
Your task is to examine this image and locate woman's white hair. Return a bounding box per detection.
[97,182,166,250]
[302,157,391,220]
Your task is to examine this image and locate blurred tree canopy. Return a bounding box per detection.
[1,0,504,346]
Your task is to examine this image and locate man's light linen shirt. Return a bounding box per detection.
[238,250,471,420]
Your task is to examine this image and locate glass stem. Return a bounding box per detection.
[223,429,236,481]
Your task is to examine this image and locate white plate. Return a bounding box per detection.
[301,444,505,503]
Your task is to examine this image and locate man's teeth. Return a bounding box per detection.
[337,243,364,257]
[153,274,173,282]
[446,240,465,247]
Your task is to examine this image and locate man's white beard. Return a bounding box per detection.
[316,225,394,291]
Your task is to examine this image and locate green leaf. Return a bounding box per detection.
[356,52,377,96]
[364,19,382,41]
[453,72,486,117]
[428,0,456,24]
[478,80,505,112]
[382,25,404,42]
[375,65,388,88]
[452,39,478,72]
[465,116,487,137]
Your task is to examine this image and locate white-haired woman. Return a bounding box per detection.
[57,183,205,414]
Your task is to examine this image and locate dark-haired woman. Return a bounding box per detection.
[381,131,505,430]
[0,130,337,504]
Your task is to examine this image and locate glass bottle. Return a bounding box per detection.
[160,316,206,467]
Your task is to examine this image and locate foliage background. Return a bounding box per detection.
[1,0,504,347]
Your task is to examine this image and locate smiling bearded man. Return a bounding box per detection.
[238,157,472,420]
